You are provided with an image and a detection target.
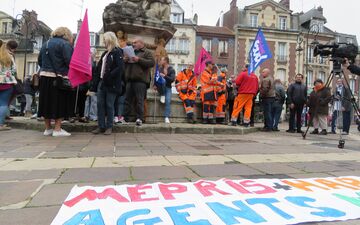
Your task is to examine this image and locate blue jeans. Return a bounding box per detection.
[97,82,117,129]
[262,97,275,129]
[115,95,125,117]
[164,87,172,118]
[272,101,283,129]
[0,87,13,125]
[84,95,97,120]
[332,110,351,133]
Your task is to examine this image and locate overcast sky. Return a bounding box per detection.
[2,0,359,43]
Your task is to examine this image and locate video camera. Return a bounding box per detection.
[313,43,358,74]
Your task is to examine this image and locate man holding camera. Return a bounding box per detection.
[343,58,360,75]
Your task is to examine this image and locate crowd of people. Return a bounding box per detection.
[0,29,359,137]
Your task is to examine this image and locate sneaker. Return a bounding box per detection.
[92,128,104,135]
[114,116,119,123]
[43,129,53,136]
[104,128,112,135]
[319,129,327,135]
[118,116,128,124]
[231,121,237,126]
[296,129,304,134]
[272,127,280,131]
[286,129,295,133]
[165,117,170,124]
[52,129,71,137]
[310,129,319,134]
[341,131,349,135]
[136,119,142,126]
[160,95,165,104]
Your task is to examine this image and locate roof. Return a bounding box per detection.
[244,0,292,13]
[299,7,327,24]
[183,18,194,25]
[196,25,234,36]
[0,10,13,19]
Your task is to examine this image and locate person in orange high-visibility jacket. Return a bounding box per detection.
[231,64,259,127]
[175,64,197,123]
[200,61,221,124]
[215,68,227,124]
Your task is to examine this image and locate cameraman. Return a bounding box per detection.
[343,58,360,75]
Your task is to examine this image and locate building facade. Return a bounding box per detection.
[195,25,235,76]
[0,10,52,79]
[166,0,196,73]
[222,0,359,99]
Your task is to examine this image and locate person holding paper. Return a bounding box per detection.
[123,37,155,126]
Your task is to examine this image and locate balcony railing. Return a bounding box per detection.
[277,55,287,62]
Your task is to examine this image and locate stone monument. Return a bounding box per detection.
[103,0,176,48]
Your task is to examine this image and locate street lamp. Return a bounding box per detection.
[296,33,304,74]
[304,23,320,91]
[13,13,38,80]
[304,23,319,126]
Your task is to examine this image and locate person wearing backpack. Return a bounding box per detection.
[272,79,286,131]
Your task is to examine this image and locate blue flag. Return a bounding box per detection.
[248,29,272,74]
[154,64,165,85]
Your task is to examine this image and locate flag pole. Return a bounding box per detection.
[74,86,79,115]
[153,90,157,124]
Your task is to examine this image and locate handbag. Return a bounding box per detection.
[14,78,24,95]
[31,73,40,88]
[46,41,73,91]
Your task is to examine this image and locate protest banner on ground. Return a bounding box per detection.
[51,176,360,225]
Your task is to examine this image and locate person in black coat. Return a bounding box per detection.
[90,32,125,135]
[286,74,307,133]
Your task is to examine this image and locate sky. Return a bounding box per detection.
[2,0,359,43]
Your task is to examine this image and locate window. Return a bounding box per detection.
[34,36,43,50]
[319,56,325,64]
[178,64,188,71]
[2,22,9,34]
[347,38,353,44]
[318,71,325,82]
[307,46,314,63]
[349,79,355,93]
[171,13,182,24]
[279,16,287,30]
[90,33,96,46]
[307,70,313,87]
[218,40,228,57]
[202,39,212,53]
[278,42,287,61]
[27,62,38,76]
[311,21,324,33]
[178,39,189,54]
[276,69,286,82]
[250,14,258,27]
[166,38,176,53]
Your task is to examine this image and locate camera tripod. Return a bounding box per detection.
[302,69,360,149]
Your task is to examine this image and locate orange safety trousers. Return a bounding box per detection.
[203,101,217,119]
[215,94,226,119]
[231,93,254,123]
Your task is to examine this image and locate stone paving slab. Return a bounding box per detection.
[0,169,62,181]
[0,180,43,207]
[131,166,198,180]
[247,162,305,174]
[189,164,264,177]
[27,183,74,207]
[0,158,94,171]
[56,167,130,183]
[92,156,172,168]
[288,162,351,173]
[165,155,232,166]
[0,206,60,225]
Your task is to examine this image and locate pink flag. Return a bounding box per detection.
[194,47,212,76]
[68,9,92,88]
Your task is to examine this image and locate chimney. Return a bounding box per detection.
[193,13,198,25]
[279,0,290,10]
[317,6,323,15]
[77,19,82,33]
[230,0,237,9]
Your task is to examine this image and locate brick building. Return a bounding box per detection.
[195,25,235,76]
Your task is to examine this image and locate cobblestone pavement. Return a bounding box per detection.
[0,125,359,225]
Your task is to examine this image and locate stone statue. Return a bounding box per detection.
[145,0,171,22]
[116,30,128,48]
[154,38,168,62]
[105,0,146,19]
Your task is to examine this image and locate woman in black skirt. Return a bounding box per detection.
[38,27,74,137]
